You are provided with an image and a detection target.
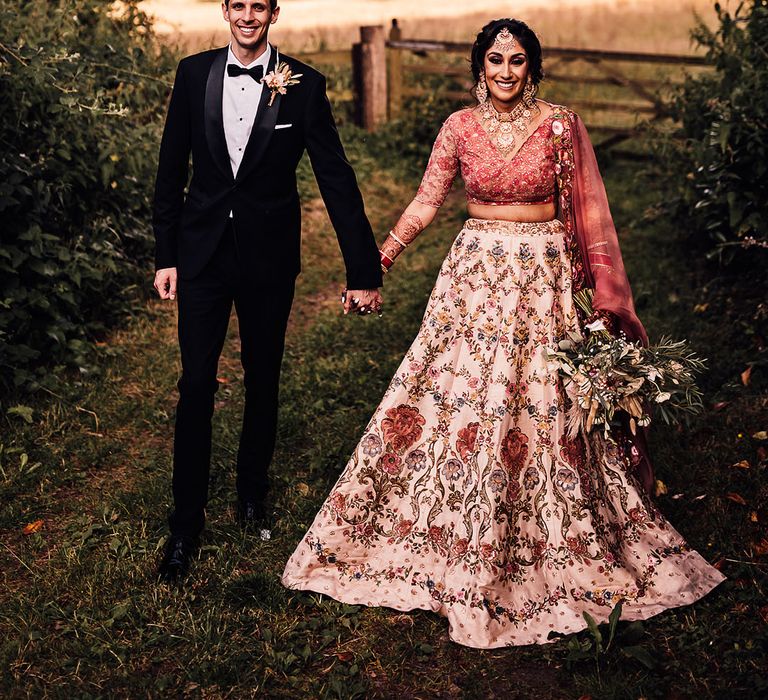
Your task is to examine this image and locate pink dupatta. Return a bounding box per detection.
[554,107,654,492]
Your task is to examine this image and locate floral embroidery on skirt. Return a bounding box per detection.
[282,218,724,648]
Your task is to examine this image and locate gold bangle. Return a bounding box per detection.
[388,230,409,249]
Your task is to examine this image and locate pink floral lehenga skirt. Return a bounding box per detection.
[282,218,724,648]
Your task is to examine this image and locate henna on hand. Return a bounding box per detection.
[395,214,424,245]
[380,213,425,262]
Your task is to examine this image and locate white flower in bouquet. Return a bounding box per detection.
[546,289,706,449]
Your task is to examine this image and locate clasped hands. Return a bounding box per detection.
[155,267,383,317]
[342,288,383,316]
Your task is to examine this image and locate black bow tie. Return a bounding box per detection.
[227,64,265,82]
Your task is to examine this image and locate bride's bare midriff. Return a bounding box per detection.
[467,202,557,223]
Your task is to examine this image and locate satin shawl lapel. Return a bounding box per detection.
[204,48,232,181]
[235,48,281,183]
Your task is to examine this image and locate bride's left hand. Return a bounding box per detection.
[343,288,383,315]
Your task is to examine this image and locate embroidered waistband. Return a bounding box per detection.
[462,218,565,235]
[468,196,556,207]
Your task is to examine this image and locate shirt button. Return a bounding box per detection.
[240,118,243,121]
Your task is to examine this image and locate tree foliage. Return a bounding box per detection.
[0,0,177,391]
[652,0,768,262]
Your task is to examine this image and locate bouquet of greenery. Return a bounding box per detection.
[547,290,706,447]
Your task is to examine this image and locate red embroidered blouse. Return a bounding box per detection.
[415,108,557,208]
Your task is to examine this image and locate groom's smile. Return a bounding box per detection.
[223,0,280,60]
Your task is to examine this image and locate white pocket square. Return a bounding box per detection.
[274,123,293,130]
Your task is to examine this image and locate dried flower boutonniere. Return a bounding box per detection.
[262,60,302,107]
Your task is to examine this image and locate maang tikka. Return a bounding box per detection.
[492,27,518,53]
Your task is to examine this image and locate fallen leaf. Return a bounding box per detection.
[22,519,44,535]
[713,401,731,411]
[750,511,759,522]
[754,538,768,556]
[713,558,726,570]
[392,614,414,628]
[741,366,752,386]
[7,405,34,424]
[296,482,310,497]
[335,651,354,662]
[752,431,768,441]
[654,479,668,497]
[693,303,709,313]
[726,492,747,505]
[731,460,751,469]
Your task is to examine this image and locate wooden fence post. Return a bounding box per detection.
[355,25,387,131]
[387,19,403,120]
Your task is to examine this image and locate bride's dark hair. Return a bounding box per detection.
[470,19,544,85]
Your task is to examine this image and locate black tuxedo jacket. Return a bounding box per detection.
[152,46,383,289]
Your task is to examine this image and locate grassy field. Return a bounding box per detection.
[161,0,719,54]
[1,112,766,697]
[153,0,718,146]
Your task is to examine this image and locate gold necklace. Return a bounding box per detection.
[479,98,539,157]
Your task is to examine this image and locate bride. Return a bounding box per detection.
[281,18,724,648]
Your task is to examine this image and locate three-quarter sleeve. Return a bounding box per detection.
[414,117,459,208]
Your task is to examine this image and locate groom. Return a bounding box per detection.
[152,0,383,582]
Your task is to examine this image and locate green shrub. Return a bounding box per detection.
[651,1,768,262]
[368,93,457,181]
[0,0,178,391]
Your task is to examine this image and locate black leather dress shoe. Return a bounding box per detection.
[157,535,197,584]
[237,499,272,539]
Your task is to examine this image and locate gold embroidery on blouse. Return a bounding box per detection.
[415,110,557,209]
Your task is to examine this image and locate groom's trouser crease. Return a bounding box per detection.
[170,222,295,538]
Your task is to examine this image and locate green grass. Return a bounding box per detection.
[1,131,766,697]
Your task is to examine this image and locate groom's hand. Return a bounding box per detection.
[154,267,178,301]
[343,289,383,315]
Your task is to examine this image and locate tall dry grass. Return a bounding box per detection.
[168,0,720,55]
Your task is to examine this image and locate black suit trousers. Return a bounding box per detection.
[169,222,295,538]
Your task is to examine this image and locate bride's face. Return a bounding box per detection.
[483,41,530,108]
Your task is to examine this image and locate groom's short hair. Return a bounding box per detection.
[225,0,278,9]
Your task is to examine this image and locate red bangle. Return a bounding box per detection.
[380,251,394,269]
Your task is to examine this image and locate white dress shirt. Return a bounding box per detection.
[223,43,272,177]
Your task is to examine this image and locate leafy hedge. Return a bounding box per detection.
[652,0,768,262]
[0,0,177,391]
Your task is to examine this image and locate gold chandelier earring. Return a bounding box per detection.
[475,71,488,104]
[522,78,537,108]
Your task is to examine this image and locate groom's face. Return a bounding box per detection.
[222,1,279,52]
